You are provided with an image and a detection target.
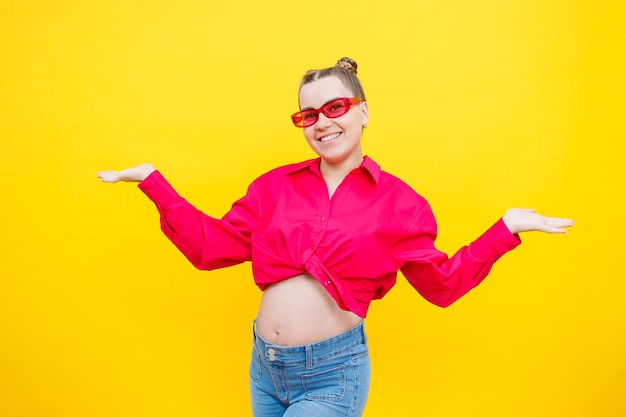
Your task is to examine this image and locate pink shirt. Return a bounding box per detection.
[138,156,521,318]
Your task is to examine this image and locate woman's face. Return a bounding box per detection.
[298,76,368,169]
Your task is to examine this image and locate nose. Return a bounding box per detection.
[315,112,332,130]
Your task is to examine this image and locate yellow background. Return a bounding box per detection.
[1,1,624,416]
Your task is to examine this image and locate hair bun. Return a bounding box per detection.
[335,57,358,74]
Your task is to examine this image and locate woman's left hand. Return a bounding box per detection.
[502,208,574,235]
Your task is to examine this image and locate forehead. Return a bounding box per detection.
[299,76,352,108]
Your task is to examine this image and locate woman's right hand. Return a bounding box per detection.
[502,208,574,235]
[97,163,156,183]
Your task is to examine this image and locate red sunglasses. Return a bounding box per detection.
[291,97,363,128]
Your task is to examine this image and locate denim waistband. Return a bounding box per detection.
[253,320,367,367]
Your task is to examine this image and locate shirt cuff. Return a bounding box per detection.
[137,170,182,208]
[469,218,521,263]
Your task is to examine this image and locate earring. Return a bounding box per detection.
[362,123,368,129]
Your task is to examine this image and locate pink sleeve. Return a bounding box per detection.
[138,171,258,270]
[396,204,521,307]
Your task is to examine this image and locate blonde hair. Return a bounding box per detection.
[299,57,367,101]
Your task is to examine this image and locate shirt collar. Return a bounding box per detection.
[285,156,381,185]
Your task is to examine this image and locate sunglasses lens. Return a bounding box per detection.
[323,99,350,118]
[299,110,318,127]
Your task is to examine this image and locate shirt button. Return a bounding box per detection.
[320,216,326,222]
[325,280,331,285]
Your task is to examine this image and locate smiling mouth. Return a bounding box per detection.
[319,132,341,143]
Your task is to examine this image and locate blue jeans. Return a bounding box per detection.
[249,321,371,417]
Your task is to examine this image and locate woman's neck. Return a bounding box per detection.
[319,154,364,198]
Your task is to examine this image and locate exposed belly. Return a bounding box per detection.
[256,273,363,346]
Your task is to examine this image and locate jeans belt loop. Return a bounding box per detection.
[305,345,313,370]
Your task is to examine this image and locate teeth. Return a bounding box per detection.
[320,133,341,142]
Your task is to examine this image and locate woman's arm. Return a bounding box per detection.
[96,163,258,270]
[396,205,574,308]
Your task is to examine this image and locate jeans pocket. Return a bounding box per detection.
[351,347,370,364]
[302,365,346,402]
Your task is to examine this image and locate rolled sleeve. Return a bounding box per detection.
[138,170,182,208]
[468,218,521,263]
